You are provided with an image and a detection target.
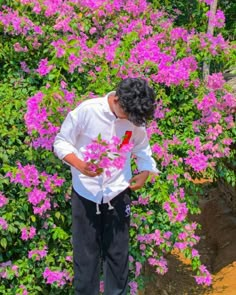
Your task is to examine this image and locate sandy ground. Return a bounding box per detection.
[140,185,236,295]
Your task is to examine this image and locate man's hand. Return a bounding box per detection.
[63,153,102,177]
[129,171,149,191]
[76,161,102,177]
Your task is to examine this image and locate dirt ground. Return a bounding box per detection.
[140,185,236,295]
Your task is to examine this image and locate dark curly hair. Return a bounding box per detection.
[115,78,156,126]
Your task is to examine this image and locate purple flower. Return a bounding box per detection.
[43,267,73,287]
[0,218,8,230]
[21,226,36,241]
[0,192,8,208]
[129,281,138,295]
[135,261,142,277]
[185,151,209,172]
[207,73,225,90]
[100,281,104,293]
[28,246,47,260]
[36,58,54,76]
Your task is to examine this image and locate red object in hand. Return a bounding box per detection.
[120,131,132,149]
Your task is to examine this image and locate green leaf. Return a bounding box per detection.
[55,211,61,219]
[1,238,7,249]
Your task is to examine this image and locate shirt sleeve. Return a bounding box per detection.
[131,126,160,175]
[53,106,84,160]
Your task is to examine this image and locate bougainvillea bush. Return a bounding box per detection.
[0,0,235,294]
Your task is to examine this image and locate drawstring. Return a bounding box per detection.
[96,203,101,215]
[96,201,114,214]
[108,201,114,210]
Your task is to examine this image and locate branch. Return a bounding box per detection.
[203,0,218,80]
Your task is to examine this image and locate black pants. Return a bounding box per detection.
[71,188,131,295]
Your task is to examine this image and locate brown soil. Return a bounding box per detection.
[140,185,236,295]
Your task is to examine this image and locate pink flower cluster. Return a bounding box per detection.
[206,10,225,29]
[148,256,168,275]
[132,194,150,206]
[28,246,48,260]
[163,192,188,223]
[83,135,133,177]
[77,0,148,17]
[0,6,43,36]
[137,230,173,264]
[21,226,36,240]
[43,267,73,287]
[7,163,64,216]
[0,217,8,230]
[198,32,229,56]
[100,281,104,293]
[174,222,200,251]
[25,91,60,150]
[6,162,40,187]
[188,80,236,172]
[0,261,18,279]
[194,264,212,286]
[185,150,209,172]
[36,58,54,76]
[128,33,198,86]
[13,42,28,52]
[199,0,214,5]
[28,188,51,216]
[6,163,64,190]
[207,72,225,90]
[138,229,165,246]
[17,285,28,295]
[128,281,138,295]
[0,192,8,208]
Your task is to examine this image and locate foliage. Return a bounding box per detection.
[0,0,235,294]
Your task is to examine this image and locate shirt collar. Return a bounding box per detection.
[103,91,116,114]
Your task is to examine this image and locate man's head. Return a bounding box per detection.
[114,78,155,126]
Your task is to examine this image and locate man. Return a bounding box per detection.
[53,78,159,295]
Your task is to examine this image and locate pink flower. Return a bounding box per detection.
[207,73,225,90]
[148,257,168,274]
[194,265,212,286]
[29,226,36,239]
[185,151,209,172]
[0,192,8,208]
[28,188,47,206]
[206,10,225,28]
[99,281,104,293]
[36,58,54,76]
[192,249,200,257]
[43,267,73,287]
[129,281,138,295]
[89,27,97,34]
[199,0,214,4]
[28,246,47,260]
[83,135,133,177]
[0,218,8,230]
[6,162,40,187]
[21,228,28,240]
[135,261,142,277]
[20,61,30,73]
[21,227,36,241]
[65,256,72,262]
[17,285,28,295]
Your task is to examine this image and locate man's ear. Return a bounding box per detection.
[113,95,119,103]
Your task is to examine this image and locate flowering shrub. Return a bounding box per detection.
[0,0,235,294]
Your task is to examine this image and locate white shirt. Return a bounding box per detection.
[53,92,160,204]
